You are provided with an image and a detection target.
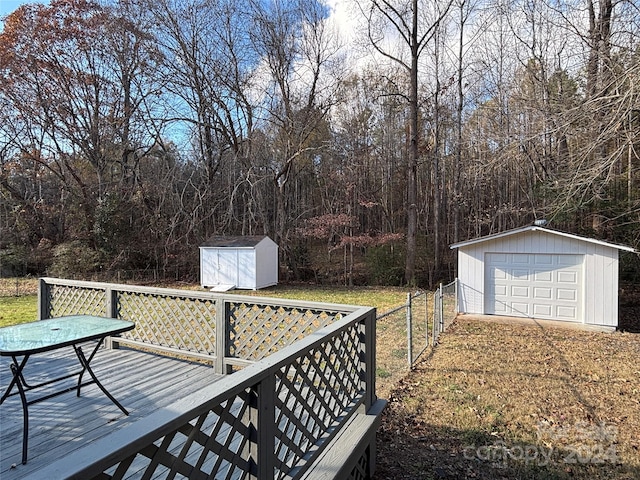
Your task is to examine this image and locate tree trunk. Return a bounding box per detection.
[404,0,419,286]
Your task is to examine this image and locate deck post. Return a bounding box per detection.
[252,376,276,480]
[37,278,49,320]
[224,300,234,374]
[105,286,118,319]
[214,297,227,374]
[364,308,377,410]
[105,287,119,349]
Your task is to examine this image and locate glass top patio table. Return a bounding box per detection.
[0,316,135,356]
[0,315,135,464]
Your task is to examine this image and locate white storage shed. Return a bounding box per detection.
[200,236,278,290]
[451,225,636,328]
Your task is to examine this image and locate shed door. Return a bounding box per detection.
[201,248,219,286]
[485,253,583,321]
[236,249,255,288]
[218,249,238,285]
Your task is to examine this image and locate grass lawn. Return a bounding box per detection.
[0,277,40,326]
[0,295,38,327]
[0,278,410,325]
[373,317,640,480]
[206,283,411,313]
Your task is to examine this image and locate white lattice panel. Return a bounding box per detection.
[117,292,217,356]
[229,302,345,362]
[48,285,106,317]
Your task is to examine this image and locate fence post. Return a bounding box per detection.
[439,283,444,333]
[425,291,430,347]
[406,293,412,368]
[454,278,458,315]
[431,291,436,347]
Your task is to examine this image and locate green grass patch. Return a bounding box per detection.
[233,284,409,313]
[0,295,37,326]
[392,348,407,358]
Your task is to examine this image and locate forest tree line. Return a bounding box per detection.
[1,0,639,287]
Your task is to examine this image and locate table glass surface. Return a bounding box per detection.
[0,316,135,355]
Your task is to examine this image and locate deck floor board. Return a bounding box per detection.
[0,345,223,480]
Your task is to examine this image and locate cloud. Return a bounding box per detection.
[323,0,359,45]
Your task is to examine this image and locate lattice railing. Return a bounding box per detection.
[38,278,353,373]
[33,278,378,480]
[100,390,255,479]
[228,301,343,362]
[274,321,365,476]
[116,290,217,357]
[47,284,106,317]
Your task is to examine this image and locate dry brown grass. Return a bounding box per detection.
[375,294,432,399]
[0,277,39,297]
[374,317,640,480]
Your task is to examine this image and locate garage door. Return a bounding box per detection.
[485,253,583,321]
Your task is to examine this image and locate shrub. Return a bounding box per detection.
[50,241,100,278]
[365,245,404,286]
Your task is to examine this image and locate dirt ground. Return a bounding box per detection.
[373,286,640,480]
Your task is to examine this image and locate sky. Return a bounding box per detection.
[0,1,354,36]
[0,0,41,18]
[0,0,47,31]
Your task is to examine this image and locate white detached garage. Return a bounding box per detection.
[200,236,278,290]
[451,225,636,328]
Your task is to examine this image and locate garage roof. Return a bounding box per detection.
[450,225,636,252]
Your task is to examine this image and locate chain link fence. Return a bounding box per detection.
[374,282,458,398]
[375,291,429,398]
[375,284,459,397]
[0,276,39,297]
[432,279,458,345]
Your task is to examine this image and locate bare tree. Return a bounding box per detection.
[248,0,345,266]
[356,0,452,285]
[1,1,159,243]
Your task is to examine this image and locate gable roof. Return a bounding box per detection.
[200,235,273,248]
[450,225,636,252]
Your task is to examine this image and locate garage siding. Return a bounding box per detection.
[456,230,620,327]
[588,245,618,327]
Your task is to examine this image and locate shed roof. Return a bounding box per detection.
[200,235,273,248]
[450,225,636,253]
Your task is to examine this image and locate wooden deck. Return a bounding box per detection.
[0,343,223,480]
